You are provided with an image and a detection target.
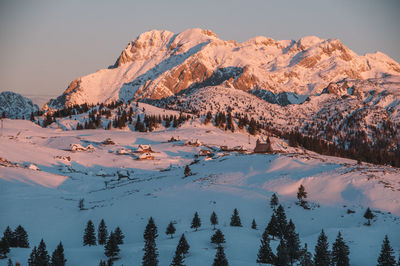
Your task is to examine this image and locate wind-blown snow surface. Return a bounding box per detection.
[0,119,399,265]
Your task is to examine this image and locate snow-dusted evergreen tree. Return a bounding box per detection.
[177,234,190,258]
[331,232,350,266]
[28,246,38,266]
[79,198,85,210]
[171,246,184,266]
[275,205,288,238]
[191,212,201,231]
[7,258,13,266]
[14,225,29,248]
[166,222,176,239]
[285,219,301,264]
[211,229,225,246]
[3,226,16,248]
[363,207,374,226]
[299,243,313,266]
[230,208,242,227]
[297,184,308,208]
[184,165,192,177]
[114,227,124,245]
[83,220,96,246]
[276,238,289,266]
[104,232,120,260]
[51,241,66,266]
[0,236,10,259]
[142,217,159,266]
[210,211,218,230]
[98,219,108,245]
[212,246,229,266]
[270,193,279,210]
[266,213,279,240]
[251,219,257,230]
[256,230,275,264]
[314,230,330,266]
[377,235,396,266]
[36,239,50,266]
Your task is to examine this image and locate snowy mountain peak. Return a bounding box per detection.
[0,91,38,118]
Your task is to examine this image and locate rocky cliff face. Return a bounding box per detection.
[0,91,39,118]
[45,28,400,109]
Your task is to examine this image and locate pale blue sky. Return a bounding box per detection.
[0,0,399,97]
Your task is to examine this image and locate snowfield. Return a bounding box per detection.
[0,119,399,265]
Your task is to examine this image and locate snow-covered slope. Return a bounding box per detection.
[45,28,400,108]
[0,91,39,119]
[0,119,399,265]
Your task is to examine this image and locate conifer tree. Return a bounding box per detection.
[7,258,13,266]
[314,230,330,266]
[98,219,108,245]
[171,247,184,266]
[331,232,350,266]
[377,235,396,266]
[0,236,10,259]
[104,232,120,260]
[28,246,38,266]
[229,208,242,227]
[363,207,374,226]
[251,219,257,230]
[276,238,290,266]
[275,205,288,238]
[257,230,275,264]
[299,243,313,266]
[99,260,106,266]
[266,213,280,240]
[184,165,192,177]
[297,184,308,208]
[166,222,176,239]
[14,225,29,248]
[36,239,50,266]
[176,234,190,258]
[114,227,124,245]
[270,193,279,210]
[211,229,225,246]
[51,241,66,266]
[210,212,218,230]
[3,226,16,248]
[142,217,159,266]
[285,219,301,264]
[83,220,97,246]
[79,198,85,210]
[191,212,201,231]
[212,246,229,266]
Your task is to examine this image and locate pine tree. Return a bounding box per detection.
[331,231,350,266]
[270,193,279,210]
[98,219,108,245]
[14,225,29,248]
[83,220,96,246]
[184,165,192,177]
[0,236,10,259]
[266,213,280,240]
[212,246,229,266]
[51,241,66,266]
[229,208,242,227]
[99,260,106,266]
[285,219,301,264]
[7,258,13,266]
[210,212,218,230]
[171,247,184,266]
[176,234,190,258]
[363,207,374,226]
[166,222,176,239]
[114,227,124,245]
[314,230,330,266]
[142,217,159,266]
[79,198,85,210]
[3,226,16,248]
[28,246,38,266]
[299,243,313,266]
[276,238,290,266]
[36,239,50,266]
[275,205,288,238]
[257,231,275,264]
[191,212,201,231]
[297,184,308,208]
[377,235,396,266]
[104,232,120,260]
[251,219,257,230]
[211,229,225,246]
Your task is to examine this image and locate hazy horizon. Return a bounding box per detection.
[1,0,399,100]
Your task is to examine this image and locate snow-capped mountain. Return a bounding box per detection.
[0,91,39,119]
[45,28,400,109]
